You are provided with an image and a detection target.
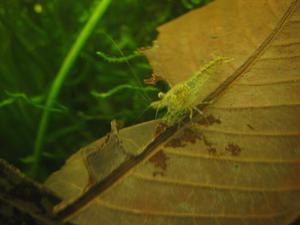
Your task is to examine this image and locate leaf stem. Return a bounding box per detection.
[30,0,112,177]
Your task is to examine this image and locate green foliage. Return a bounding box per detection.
[181,0,211,9]
[2,91,68,113]
[96,50,142,63]
[91,84,157,99]
[0,0,209,180]
[31,0,112,178]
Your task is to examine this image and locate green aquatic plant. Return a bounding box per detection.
[96,50,142,63]
[96,31,152,103]
[0,0,208,180]
[1,91,67,113]
[91,85,157,99]
[31,0,112,177]
[181,0,211,9]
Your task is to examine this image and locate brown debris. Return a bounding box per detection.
[197,114,221,126]
[152,171,165,177]
[247,124,254,130]
[164,128,201,148]
[138,46,151,52]
[144,73,164,85]
[164,138,185,148]
[201,134,217,155]
[149,150,169,171]
[202,134,213,148]
[207,147,217,155]
[155,122,168,135]
[181,128,202,144]
[225,143,242,156]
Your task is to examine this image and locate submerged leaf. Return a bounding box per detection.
[45,0,300,225]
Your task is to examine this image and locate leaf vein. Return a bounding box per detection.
[163,149,300,165]
[96,199,290,219]
[132,172,300,192]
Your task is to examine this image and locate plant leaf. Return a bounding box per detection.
[45,0,300,224]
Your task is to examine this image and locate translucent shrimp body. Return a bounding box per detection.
[150,56,228,125]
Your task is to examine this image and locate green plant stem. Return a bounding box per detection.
[30,0,112,178]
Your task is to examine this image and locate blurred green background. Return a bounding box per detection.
[0,0,209,180]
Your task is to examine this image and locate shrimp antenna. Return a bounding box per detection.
[100,31,151,102]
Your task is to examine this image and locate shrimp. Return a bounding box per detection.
[150,56,229,125]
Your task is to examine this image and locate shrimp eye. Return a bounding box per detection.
[158,92,165,98]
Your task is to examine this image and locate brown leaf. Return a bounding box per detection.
[45,0,300,224]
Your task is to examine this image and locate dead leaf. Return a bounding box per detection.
[45,0,300,224]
